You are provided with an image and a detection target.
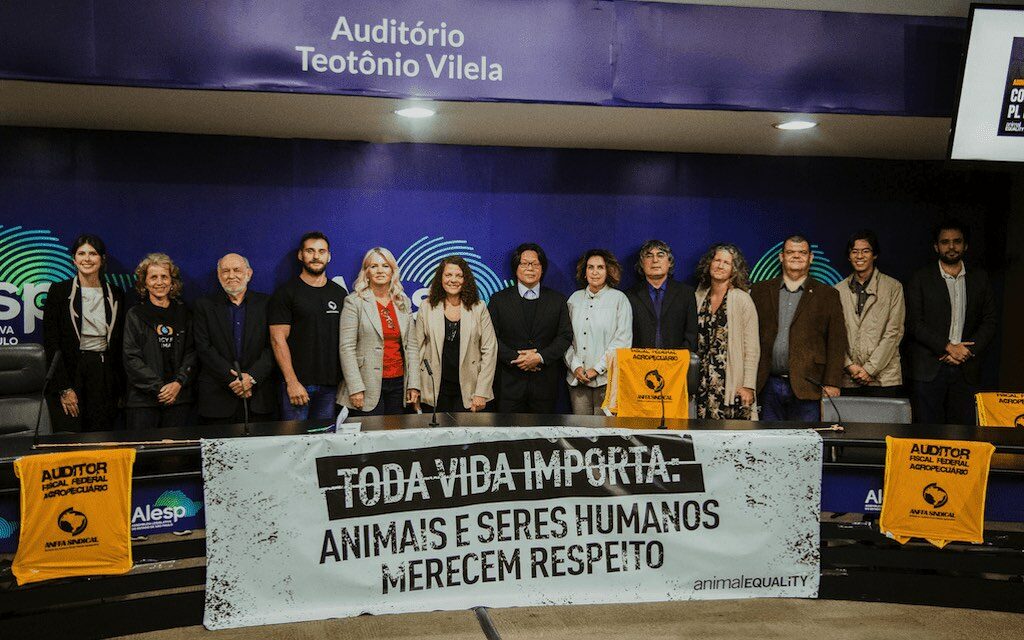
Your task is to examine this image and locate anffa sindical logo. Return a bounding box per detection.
[57,506,88,536]
[922,482,948,509]
[0,225,133,339]
[644,369,665,393]
[1016,414,1024,429]
[0,515,18,539]
[397,236,512,312]
[749,241,843,286]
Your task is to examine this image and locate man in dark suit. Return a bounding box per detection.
[906,220,997,425]
[626,239,698,350]
[487,243,573,413]
[750,235,847,422]
[193,253,276,424]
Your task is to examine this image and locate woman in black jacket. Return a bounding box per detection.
[42,234,126,432]
[123,252,197,429]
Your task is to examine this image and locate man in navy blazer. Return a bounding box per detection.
[906,220,998,425]
[626,239,698,350]
[193,253,276,424]
[487,243,573,413]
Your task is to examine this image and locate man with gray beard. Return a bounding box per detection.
[193,253,277,424]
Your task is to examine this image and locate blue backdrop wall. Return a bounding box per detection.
[0,126,1010,384]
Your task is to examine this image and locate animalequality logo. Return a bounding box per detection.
[749,241,842,286]
[396,236,512,312]
[0,225,133,340]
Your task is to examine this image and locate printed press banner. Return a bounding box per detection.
[201,427,821,629]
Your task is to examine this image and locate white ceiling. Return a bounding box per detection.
[0,1,1006,160]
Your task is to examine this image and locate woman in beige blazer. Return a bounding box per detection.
[339,247,418,415]
[407,256,497,412]
[693,243,760,420]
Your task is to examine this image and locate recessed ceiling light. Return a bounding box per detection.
[395,106,436,119]
[773,120,817,131]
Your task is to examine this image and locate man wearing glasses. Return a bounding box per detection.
[487,243,573,413]
[626,240,698,350]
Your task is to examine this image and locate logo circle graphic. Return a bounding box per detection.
[1015,414,1024,429]
[748,241,843,286]
[57,506,88,536]
[156,324,173,336]
[328,300,338,311]
[644,369,665,393]
[922,482,948,509]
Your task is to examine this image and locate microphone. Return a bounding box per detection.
[233,360,250,436]
[804,376,843,428]
[35,350,61,447]
[422,359,439,428]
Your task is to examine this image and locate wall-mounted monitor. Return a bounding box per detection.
[950,4,1024,162]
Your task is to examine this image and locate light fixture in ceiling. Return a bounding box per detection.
[395,106,436,119]
[773,120,817,131]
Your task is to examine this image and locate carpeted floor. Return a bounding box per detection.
[113,598,1023,639]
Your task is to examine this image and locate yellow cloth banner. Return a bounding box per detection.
[975,392,1024,427]
[878,437,994,548]
[12,448,135,585]
[602,348,689,422]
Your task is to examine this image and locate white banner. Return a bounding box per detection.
[201,427,821,629]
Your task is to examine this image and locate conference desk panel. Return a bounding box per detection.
[1,416,1023,638]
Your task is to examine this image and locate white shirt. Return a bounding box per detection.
[564,285,633,387]
[517,282,540,299]
[939,261,967,344]
[79,287,108,352]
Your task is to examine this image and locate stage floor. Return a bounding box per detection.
[111,598,1024,640]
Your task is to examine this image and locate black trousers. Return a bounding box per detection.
[126,404,192,430]
[60,350,120,432]
[911,364,976,425]
[200,407,276,425]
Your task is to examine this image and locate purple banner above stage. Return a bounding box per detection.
[0,0,963,116]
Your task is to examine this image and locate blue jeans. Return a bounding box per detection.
[279,383,338,421]
[761,375,820,422]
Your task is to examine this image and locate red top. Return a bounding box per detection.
[378,301,404,379]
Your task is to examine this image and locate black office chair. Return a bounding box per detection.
[687,352,699,419]
[0,343,52,436]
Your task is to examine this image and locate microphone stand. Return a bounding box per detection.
[233,361,250,437]
[34,350,61,448]
[804,376,845,462]
[658,389,666,429]
[423,359,439,428]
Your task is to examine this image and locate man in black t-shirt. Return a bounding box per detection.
[269,232,347,421]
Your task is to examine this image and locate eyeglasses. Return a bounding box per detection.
[849,249,874,256]
[519,261,541,269]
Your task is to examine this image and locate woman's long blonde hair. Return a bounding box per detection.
[352,247,409,312]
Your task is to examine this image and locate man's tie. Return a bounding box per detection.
[653,287,663,348]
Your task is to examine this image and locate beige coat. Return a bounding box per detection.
[406,300,497,408]
[337,291,415,411]
[694,286,760,417]
[835,270,905,388]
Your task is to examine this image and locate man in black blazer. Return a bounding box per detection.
[906,220,997,425]
[487,243,573,413]
[193,253,276,424]
[626,239,698,350]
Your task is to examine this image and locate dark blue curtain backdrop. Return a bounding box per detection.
[0,126,1010,385]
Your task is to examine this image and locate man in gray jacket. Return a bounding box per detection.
[835,230,905,397]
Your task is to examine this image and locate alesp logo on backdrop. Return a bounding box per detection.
[749,242,842,285]
[0,226,132,342]
[132,490,203,531]
[396,236,512,312]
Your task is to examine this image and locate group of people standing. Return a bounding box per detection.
[41,218,997,432]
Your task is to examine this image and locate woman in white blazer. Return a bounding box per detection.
[339,247,418,415]
[407,256,497,412]
[693,243,760,420]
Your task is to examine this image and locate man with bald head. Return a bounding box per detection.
[193,253,277,424]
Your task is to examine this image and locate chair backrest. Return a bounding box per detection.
[0,343,51,436]
[820,396,912,424]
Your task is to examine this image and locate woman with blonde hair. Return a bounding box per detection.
[339,247,418,415]
[407,256,497,412]
[693,243,760,420]
[123,252,197,429]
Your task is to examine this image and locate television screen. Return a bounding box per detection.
[950,4,1024,161]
